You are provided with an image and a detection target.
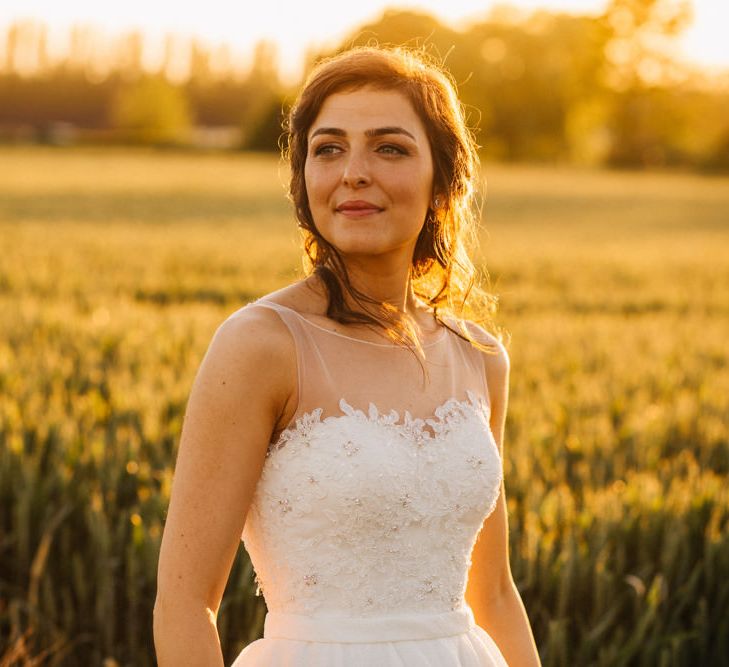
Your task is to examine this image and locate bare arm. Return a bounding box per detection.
[153,308,294,666]
[465,338,542,667]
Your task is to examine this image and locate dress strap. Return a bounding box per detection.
[244,299,338,431]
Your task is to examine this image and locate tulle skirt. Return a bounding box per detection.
[231,607,508,666]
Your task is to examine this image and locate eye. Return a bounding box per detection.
[312,143,342,156]
[377,143,408,156]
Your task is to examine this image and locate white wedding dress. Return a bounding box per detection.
[230,299,508,666]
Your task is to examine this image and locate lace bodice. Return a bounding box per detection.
[235,299,504,618]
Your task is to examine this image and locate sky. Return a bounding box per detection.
[2,0,727,82]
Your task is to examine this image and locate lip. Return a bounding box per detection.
[335,200,384,217]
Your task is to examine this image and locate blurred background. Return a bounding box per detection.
[1,1,728,666]
[1,0,728,168]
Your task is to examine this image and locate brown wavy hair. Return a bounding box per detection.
[284,45,505,363]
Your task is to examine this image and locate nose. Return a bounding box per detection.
[341,149,371,188]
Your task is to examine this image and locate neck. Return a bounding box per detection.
[307,256,427,318]
[336,258,419,315]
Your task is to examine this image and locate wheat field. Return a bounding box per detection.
[1,146,728,666]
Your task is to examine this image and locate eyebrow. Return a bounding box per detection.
[309,126,416,141]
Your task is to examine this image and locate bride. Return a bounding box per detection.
[154,45,541,666]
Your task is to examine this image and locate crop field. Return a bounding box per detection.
[1,146,728,666]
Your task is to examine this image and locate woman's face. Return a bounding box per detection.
[304,87,435,261]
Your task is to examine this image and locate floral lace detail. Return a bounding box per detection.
[269,407,323,454]
[243,390,503,618]
[269,389,490,453]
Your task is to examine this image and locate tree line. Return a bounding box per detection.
[0,0,727,170]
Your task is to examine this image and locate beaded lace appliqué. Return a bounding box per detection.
[243,389,503,617]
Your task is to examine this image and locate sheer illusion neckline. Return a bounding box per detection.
[256,299,448,348]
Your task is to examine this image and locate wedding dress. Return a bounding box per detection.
[230,299,508,666]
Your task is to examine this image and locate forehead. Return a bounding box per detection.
[309,87,426,138]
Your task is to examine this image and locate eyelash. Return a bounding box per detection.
[313,144,341,156]
[378,144,407,155]
[312,143,408,157]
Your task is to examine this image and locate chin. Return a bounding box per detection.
[335,242,390,258]
[321,231,389,256]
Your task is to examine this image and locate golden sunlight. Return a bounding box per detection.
[1,0,726,82]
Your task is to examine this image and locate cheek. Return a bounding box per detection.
[304,165,333,206]
[393,174,433,209]
[392,161,433,199]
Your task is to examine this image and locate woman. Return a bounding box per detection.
[154,46,541,666]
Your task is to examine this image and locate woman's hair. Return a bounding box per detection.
[283,45,505,363]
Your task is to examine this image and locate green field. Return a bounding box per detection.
[1,146,728,666]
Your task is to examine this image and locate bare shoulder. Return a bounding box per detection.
[213,304,292,356]
[214,303,295,377]
[205,302,298,433]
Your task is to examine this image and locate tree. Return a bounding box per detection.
[108,75,193,145]
[600,0,694,166]
[236,41,284,149]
